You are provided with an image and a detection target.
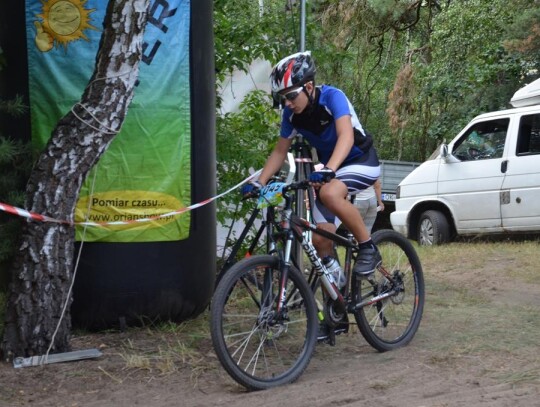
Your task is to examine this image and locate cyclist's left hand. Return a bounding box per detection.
[309,167,335,185]
[241,181,262,198]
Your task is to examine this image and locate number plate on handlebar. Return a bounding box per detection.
[257,182,286,209]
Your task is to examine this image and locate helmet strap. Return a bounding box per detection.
[303,80,317,111]
[302,79,317,111]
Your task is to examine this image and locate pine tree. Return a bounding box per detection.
[0,45,31,290]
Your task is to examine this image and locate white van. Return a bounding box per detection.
[391,79,540,245]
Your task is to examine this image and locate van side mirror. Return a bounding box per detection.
[440,144,449,158]
[440,143,460,163]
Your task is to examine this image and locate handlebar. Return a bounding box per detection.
[243,180,311,200]
[243,180,312,209]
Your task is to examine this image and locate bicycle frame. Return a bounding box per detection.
[289,213,352,301]
[272,183,403,317]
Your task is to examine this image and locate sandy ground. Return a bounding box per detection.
[1,241,539,407]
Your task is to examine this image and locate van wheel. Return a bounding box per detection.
[417,210,450,246]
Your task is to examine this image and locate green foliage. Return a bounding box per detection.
[0,94,26,117]
[214,0,540,179]
[213,0,297,243]
[215,91,280,226]
[413,0,523,145]
[312,0,438,161]
[214,0,296,108]
[308,0,539,162]
[503,2,540,77]
[0,137,31,289]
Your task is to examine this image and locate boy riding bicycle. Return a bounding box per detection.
[242,51,381,278]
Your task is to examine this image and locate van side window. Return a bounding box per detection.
[452,118,509,161]
[517,114,540,156]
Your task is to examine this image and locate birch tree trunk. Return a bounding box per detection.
[1,0,150,360]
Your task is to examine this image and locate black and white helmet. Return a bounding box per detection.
[270,51,316,97]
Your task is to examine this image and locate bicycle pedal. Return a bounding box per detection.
[318,332,336,346]
[317,328,336,346]
[318,337,333,346]
[327,330,336,346]
[334,326,348,336]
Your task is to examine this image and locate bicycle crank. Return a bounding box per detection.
[323,297,348,328]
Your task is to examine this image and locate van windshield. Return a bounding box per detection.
[452,118,509,161]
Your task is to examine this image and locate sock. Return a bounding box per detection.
[358,238,375,250]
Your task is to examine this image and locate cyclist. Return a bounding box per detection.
[243,51,381,277]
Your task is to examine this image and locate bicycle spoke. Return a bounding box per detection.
[353,230,424,351]
[211,255,317,390]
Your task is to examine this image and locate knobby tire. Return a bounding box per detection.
[210,255,318,390]
[353,229,425,351]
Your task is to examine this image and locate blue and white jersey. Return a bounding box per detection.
[280,85,368,166]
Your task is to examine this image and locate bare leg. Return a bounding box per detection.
[315,178,380,276]
[317,179,370,243]
[311,222,337,258]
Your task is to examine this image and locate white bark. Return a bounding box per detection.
[1,0,151,360]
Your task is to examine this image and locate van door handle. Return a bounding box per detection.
[501,160,508,173]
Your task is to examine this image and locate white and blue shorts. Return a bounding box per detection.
[312,147,380,228]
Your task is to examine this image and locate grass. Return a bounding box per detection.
[114,312,216,381]
[493,367,540,385]
[113,239,540,385]
[413,239,540,385]
[416,239,538,270]
[2,238,540,388]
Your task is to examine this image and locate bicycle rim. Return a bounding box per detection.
[211,255,318,390]
[354,229,425,351]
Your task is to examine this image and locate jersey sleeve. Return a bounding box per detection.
[280,109,297,139]
[324,87,352,120]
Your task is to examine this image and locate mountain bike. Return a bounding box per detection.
[210,180,425,390]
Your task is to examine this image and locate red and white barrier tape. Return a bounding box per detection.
[0,170,261,227]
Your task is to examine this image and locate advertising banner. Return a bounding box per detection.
[25,0,191,242]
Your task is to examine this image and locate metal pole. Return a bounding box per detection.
[300,0,306,51]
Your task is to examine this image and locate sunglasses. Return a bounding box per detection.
[278,87,304,103]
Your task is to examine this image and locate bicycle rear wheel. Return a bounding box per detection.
[211,255,318,390]
[353,229,425,351]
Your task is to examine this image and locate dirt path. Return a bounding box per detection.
[1,241,539,406]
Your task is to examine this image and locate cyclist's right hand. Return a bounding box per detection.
[241,181,262,198]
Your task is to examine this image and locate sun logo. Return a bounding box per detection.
[34,0,97,52]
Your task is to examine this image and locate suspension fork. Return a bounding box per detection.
[275,229,294,314]
[291,136,315,273]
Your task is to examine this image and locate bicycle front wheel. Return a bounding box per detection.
[211,255,318,390]
[353,229,425,352]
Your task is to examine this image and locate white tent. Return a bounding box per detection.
[510,78,540,107]
[218,59,272,114]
